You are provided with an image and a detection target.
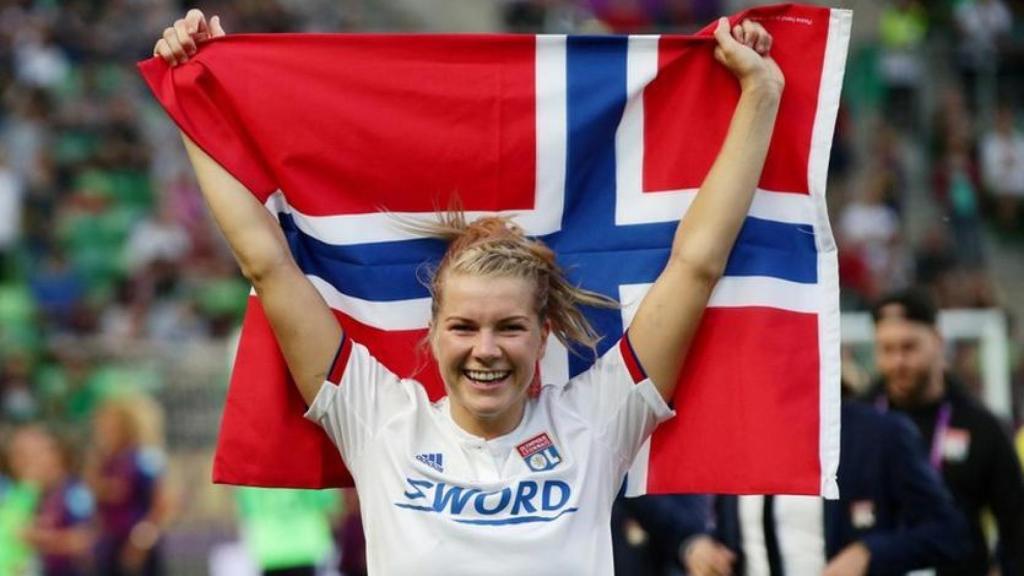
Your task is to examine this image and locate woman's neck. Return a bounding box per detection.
[449,401,526,440]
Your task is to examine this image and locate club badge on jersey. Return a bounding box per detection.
[517,433,562,472]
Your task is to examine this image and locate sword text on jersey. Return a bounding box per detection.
[393,477,578,526]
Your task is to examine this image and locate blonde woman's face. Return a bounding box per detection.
[433,272,548,438]
[94,407,129,453]
[7,429,60,485]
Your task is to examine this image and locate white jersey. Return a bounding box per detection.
[304,334,674,575]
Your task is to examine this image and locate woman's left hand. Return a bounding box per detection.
[712,17,784,95]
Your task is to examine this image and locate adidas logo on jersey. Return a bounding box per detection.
[416,452,444,473]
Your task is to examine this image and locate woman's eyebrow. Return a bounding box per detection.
[442,315,531,323]
[443,316,474,323]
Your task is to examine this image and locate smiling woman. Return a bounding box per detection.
[154,7,784,575]
[421,213,617,439]
[434,272,551,438]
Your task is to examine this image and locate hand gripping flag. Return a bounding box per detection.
[140,4,850,497]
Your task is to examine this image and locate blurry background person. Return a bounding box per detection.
[953,0,1014,112]
[235,486,339,576]
[85,394,173,576]
[867,290,1024,574]
[837,168,908,301]
[0,0,1020,572]
[876,0,927,131]
[1018,427,1024,473]
[1,426,46,575]
[334,489,366,576]
[0,146,23,282]
[611,493,710,575]
[932,131,986,270]
[16,425,95,576]
[675,388,969,576]
[980,102,1024,235]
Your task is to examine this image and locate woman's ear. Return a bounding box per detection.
[538,318,551,359]
[427,322,439,357]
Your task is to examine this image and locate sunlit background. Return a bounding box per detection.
[1,0,1022,574]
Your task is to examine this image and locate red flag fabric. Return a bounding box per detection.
[139,4,850,496]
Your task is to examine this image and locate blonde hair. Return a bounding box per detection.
[411,211,617,354]
[96,393,166,449]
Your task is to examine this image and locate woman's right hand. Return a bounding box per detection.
[712,17,784,97]
[153,9,226,66]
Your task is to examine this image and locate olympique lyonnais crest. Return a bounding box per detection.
[139,4,850,496]
[517,433,563,472]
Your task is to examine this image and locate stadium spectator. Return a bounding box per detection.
[953,0,1014,109]
[1,425,46,574]
[1,349,38,423]
[235,487,339,576]
[35,347,101,428]
[11,18,69,90]
[839,171,901,265]
[0,0,1019,571]
[980,102,1024,234]
[869,123,909,217]
[877,0,927,131]
[914,224,959,298]
[867,289,1024,575]
[136,260,208,342]
[1,86,51,187]
[332,489,367,576]
[28,250,87,334]
[611,493,710,575]
[85,394,172,576]
[1018,427,1024,472]
[837,167,912,301]
[933,132,986,268]
[0,146,23,281]
[589,0,653,32]
[16,425,96,576]
[663,394,970,575]
[122,201,191,275]
[97,278,146,347]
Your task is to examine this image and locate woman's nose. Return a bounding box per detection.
[472,330,501,360]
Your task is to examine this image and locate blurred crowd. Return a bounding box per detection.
[1,394,172,575]
[0,1,361,574]
[1,0,1023,574]
[0,0,261,429]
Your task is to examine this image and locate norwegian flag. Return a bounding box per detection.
[139,4,850,497]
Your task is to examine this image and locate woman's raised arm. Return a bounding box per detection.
[627,18,784,401]
[155,10,341,404]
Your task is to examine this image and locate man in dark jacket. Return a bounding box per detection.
[665,398,969,575]
[867,289,1024,575]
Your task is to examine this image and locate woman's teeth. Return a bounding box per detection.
[464,370,511,383]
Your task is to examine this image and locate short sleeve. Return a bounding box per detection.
[559,333,675,467]
[303,335,413,465]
